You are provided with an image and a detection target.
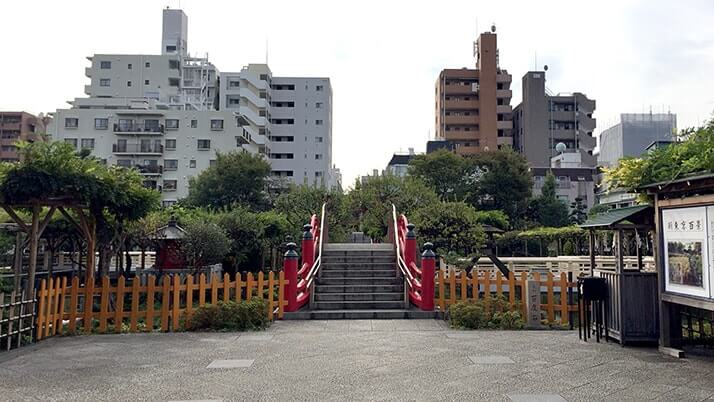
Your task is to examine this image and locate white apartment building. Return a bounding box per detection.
[49,8,336,205]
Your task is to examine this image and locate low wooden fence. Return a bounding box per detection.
[0,291,36,351]
[470,256,655,276]
[36,272,285,340]
[435,269,579,325]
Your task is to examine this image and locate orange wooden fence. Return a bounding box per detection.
[36,272,286,340]
[435,269,579,324]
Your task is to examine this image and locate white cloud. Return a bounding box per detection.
[1,0,713,186]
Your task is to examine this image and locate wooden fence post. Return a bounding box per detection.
[83,276,94,333]
[161,276,170,332]
[36,280,46,340]
[172,275,181,331]
[68,277,79,333]
[114,276,125,334]
[146,275,156,331]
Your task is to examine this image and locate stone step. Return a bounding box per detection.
[321,262,395,270]
[321,256,395,264]
[314,300,406,310]
[322,251,395,258]
[320,269,396,278]
[324,243,394,252]
[314,284,404,293]
[315,292,404,302]
[283,309,443,320]
[317,277,403,286]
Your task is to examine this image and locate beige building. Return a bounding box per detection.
[0,112,49,162]
[434,29,513,155]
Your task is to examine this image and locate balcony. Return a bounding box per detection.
[444,131,479,141]
[113,123,165,135]
[578,132,596,150]
[496,89,512,98]
[84,85,91,95]
[136,165,163,175]
[112,143,164,155]
[444,99,478,109]
[497,120,513,130]
[236,127,252,145]
[496,73,512,83]
[445,84,478,95]
[445,115,479,125]
[85,67,92,78]
[496,105,512,114]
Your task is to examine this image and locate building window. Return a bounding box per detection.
[316,85,323,91]
[166,119,179,130]
[169,59,179,69]
[127,81,132,87]
[166,45,177,53]
[197,139,211,150]
[164,159,178,171]
[100,79,111,87]
[144,80,150,85]
[94,118,108,130]
[80,138,95,149]
[169,78,179,87]
[145,61,151,68]
[116,159,132,167]
[260,74,268,81]
[64,138,77,149]
[165,139,177,150]
[315,171,323,177]
[209,159,217,167]
[189,159,196,168]
[64,118,79,128]
[229,81,240,88]
[271,170,294,177]
[228,97,240,105]
[315,102,323,109]
[127,63,132,70]
[190,119,198,128]
[100,61,111,69]
[315,154,323,160]
[269,119,294,125]
[315,136,323,143]
[315,120,323,125]
[210,119,224,130]
[163,180,177,192]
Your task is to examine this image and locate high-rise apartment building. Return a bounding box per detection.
[434,29,513,155]
[0,112,49,161]
[513,71,597,167]
[598,113,676,168]
[50,9,336,204]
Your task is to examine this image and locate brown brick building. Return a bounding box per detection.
[434,30,513,155]
[0,112,49,161]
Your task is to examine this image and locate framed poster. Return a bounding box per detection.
[662,207,711,298]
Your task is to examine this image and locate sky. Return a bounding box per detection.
[2,0,714,187]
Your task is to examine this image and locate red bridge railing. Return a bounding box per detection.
[284,203,326,312]
[391,204,435,311]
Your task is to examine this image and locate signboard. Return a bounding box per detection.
[525,280,542,328]
[662,207,712,298]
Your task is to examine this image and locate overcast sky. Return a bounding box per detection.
[2,0,714,187]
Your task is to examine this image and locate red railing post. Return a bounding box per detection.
[284,242,299,312]
[405,223,417,268]
[420,242,436,311]
[302,224,315,269]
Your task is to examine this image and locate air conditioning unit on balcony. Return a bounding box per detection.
[471,83,479,92]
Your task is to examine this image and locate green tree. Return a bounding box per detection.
[569,197,588,225]
[273,185,349,242]
[466,148,533,228]
[411,202,485,256]
[216,207,263,271]
[346,175,439,240]
[180,220,230,271]
[187,151,271,210]
[588,203,611,217]
[529,172,569,227]
[408,149,469,201]
[474,210,509,230]
[606,120,714,192]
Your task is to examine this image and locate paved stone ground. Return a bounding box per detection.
[2,320,714,401]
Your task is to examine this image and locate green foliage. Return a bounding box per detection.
[274,185,349,242]
[474,210,509,230]
[606,120,714,192]
[180,220,231,270]
[411,202,485,256]
[569,197,588,225]
[562,240,575,255]
[588,203,611,217]
[345,175,439,240]
[517,226,585,241]
[448,296,525,330]
[184,299,270,331]
[528,172,569,227]
[408,149,470,201]
[466,147,533,228]
[0,276,13,293]
[186,151,271,210]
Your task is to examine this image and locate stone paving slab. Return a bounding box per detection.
[1,320,713,401]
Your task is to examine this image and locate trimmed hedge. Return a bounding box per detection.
[183,299,270,331]
[448,296,524,330]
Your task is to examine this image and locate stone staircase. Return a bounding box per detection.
[284,243,437,319]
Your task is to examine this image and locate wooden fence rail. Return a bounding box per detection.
[0,291,36,351]
[36,272,285,340]
[435,269,579,325]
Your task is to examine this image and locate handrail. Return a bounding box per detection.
[392,204,414,288]
[305,202,327,290]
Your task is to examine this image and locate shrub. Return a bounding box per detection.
[184,299,270,331]
[448,296,524,330]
